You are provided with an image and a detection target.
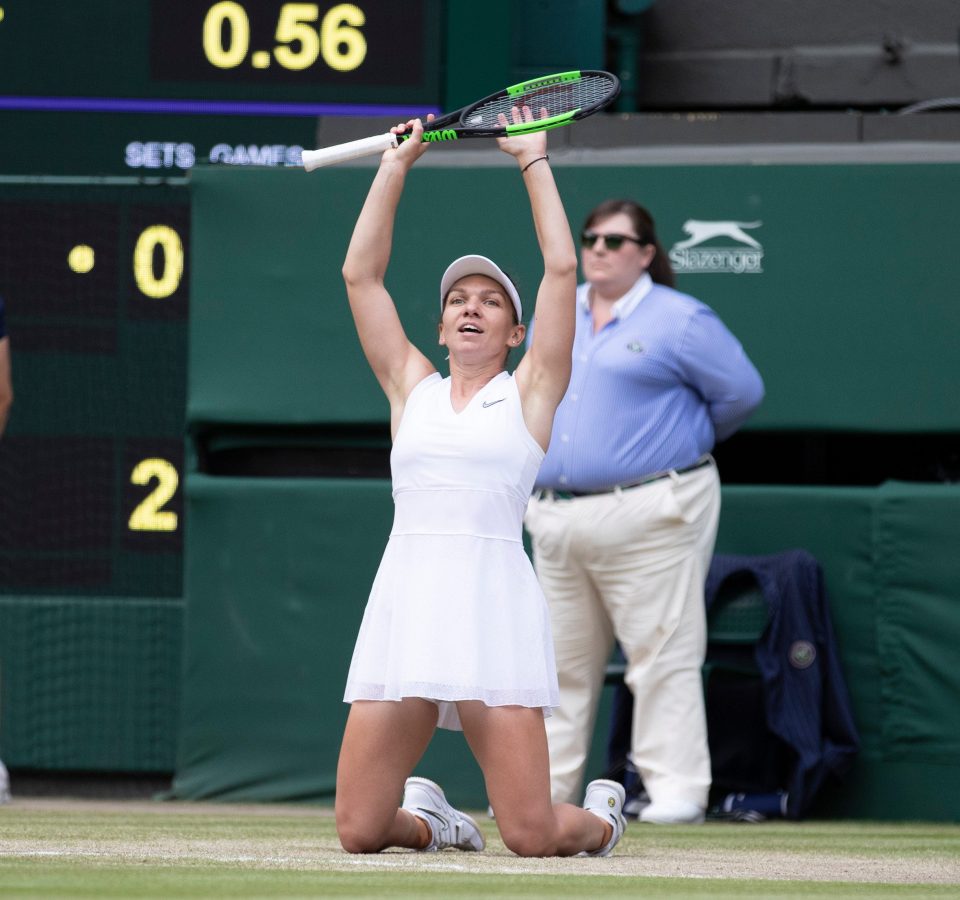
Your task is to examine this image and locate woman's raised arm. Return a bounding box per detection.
[497,109,578,450]
[341,118,436,418]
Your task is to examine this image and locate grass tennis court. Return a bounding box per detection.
[1,798,959,898]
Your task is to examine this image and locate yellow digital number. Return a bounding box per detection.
[128,459,179,533]
[133,225,184,299]
[274,3,321,70]
[201,2,366,74]
[320,3,366,72]
[203,1,250,69]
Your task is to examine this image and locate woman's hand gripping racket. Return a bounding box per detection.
[301,70,620,171]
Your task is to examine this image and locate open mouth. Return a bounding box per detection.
[459,324,483,334]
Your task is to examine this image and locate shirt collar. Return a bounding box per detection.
[579,272,654,321]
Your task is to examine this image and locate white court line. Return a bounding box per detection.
[342,857,468,872]
[3,848,469,872]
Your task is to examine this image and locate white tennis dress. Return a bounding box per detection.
[344,370,559,730]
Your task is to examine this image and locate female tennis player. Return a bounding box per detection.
[334,111,626,857]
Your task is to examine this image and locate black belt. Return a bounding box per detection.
[546,456,713,499]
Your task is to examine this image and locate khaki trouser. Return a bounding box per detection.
[524,462,720,808]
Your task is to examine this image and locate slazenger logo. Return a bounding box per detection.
[669,219,764,275]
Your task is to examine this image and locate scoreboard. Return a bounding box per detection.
[0,1,440,107]
[0,179,189,598]
[0,0,442,176]
[150,1,435,98]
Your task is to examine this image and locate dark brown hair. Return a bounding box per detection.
[583,199,675,288]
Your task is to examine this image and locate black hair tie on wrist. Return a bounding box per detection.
[521,155,549,174]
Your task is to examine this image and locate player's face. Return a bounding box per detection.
[580,212,655,294]
[439,275,523,359]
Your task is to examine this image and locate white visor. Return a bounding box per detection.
[439,255,522,323]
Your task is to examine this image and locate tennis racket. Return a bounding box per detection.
[301,70,620,171]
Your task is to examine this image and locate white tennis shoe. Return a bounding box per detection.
[402,777,485,852]
[580,779,627,857]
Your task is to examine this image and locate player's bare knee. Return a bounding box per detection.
[336,809,387,854]
[337,823,383,855]
[498,821,557,858]
[503,833,556,857]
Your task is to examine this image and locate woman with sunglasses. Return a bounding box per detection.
[524,198,765,825]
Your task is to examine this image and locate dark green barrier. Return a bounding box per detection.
[175,476,960,820]
[175,475,960,819]
[717,483,960,821]
[173,476,388,801]
[174,474,623,807]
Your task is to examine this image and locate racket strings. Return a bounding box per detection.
[467,74,615,128]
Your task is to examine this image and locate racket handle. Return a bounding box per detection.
[301,133,399,171]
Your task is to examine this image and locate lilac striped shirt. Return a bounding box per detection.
[534,275,764,492]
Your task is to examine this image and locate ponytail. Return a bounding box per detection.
[647,238,675,288]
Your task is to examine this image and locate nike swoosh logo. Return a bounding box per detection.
[482,398,505,408]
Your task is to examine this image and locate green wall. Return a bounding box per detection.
[188,162,960,432]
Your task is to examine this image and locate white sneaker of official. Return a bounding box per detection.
[638,798,705,824]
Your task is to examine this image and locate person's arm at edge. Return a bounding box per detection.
[0,337,12,438]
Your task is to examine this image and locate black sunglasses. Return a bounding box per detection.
[580,230,646,251]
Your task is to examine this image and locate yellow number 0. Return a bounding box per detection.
[129,458,179,533]
[203,1,250,69]
[134,225,184,299]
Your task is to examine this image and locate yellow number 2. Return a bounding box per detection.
[128,458,179,532]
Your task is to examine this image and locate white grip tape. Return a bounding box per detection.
[301,133,399,171]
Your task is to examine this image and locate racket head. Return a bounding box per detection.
[459,70,621,136]
[401,70,621,145]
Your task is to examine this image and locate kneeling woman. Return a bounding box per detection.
[335,111,626,858]
[336,114,624,856]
